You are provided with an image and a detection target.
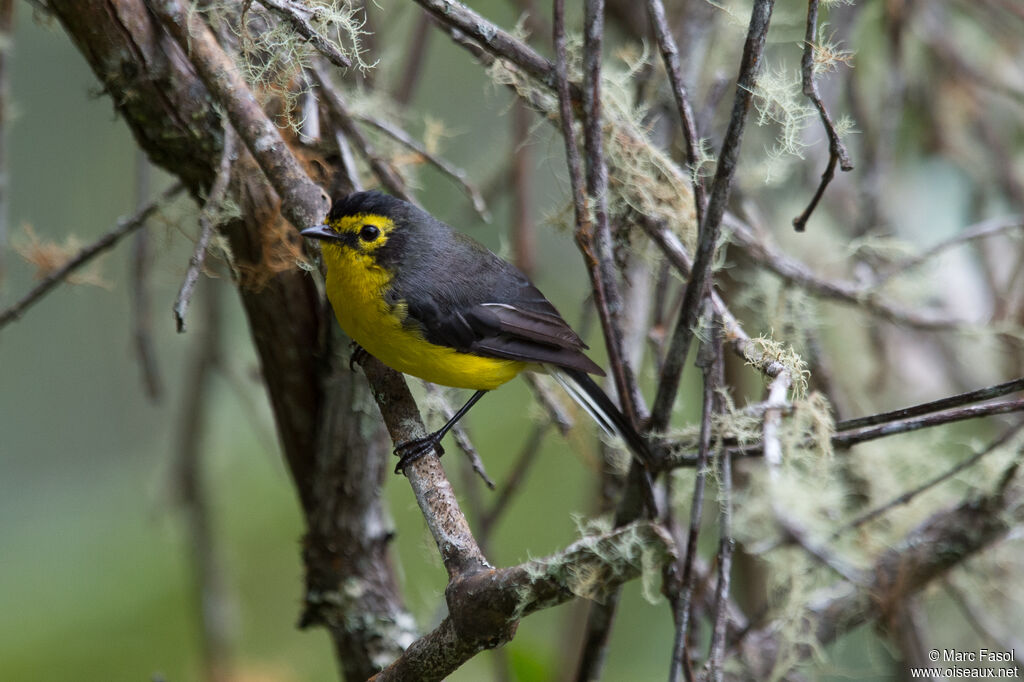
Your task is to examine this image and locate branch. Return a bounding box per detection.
[829,423,1024,540]
[649,0,777,433]
[645,0,706,227]
[174,126,236,333]
[352,112,489,220]
[253,0,353,68]
[836,376,1024,432]
[727,214,975,330]
[0,183,184,331]
[147,0,328,230]
[357,356,488,578]
[370,521,676,682]
[666,314,720,682]
[313,66,415,203]
[791,0,854,232]
[737,483,1024,677]
[661,379,1024,468]
[577,0,645,428]
[412,0,564,94]
[873,215,1024,287]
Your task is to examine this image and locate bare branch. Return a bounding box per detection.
[645,0,706,226]
[174,126,236,333]
[727,214,975,330]
[836,376,1024,432]
[129,153,163,402]
[873,215,1024,286]
[0,184,184,331]
[313,66,415,203]
[667,312,720,682]
[357,355,488,578]
[393,11,431,105]
[352,112,489,220]
[792,0,854,232]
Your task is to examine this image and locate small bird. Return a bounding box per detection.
[302,191,654,478]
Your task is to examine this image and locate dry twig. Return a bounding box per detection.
[0,184,184,331]
[174,127,236,333]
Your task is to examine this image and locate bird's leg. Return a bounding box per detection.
[349,342,369,370]
[394,390,487,473]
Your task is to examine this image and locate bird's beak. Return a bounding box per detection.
[301,224,338,242]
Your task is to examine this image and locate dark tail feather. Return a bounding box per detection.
[551,366,656,471]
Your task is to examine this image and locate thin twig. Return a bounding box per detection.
[645,0,706,227]
[412,0,567,95]
[649,0,777,433]
[334,130,363,192]
[174,127,236,333]
[727,214,975,330]
[873,215,1024,286]
[511,100,535,275]
[0,183,184,331]
[665,397,1024,469]
[352,112,489,220]
[705,320,732,682]
[836,376,1024,432]
[254,0,352,68]
[829,423,1024,540]
[791,0,854,232]
[577,0,645,429]
[313,66,415,203]
[667,310,720,682]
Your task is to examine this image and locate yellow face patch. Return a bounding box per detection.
[325,212,396,256]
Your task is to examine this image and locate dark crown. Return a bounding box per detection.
[328,190,406,222]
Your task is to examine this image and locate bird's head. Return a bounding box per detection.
[302,191,409,263]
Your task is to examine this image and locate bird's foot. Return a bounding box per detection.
[393,433,446,474]
[349,342,369,370]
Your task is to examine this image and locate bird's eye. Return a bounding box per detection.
[360,224,380,242]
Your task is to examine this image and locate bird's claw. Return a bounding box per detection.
[393,434,445,474]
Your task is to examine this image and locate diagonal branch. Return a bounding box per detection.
[174,126,236,333]
[313,66,415,203]
[0,183,184,331]
[357,355,488,578]
[736,481,1024,677]
[253,0,353,68]
[147,0,328,230]
[645,0,706,227]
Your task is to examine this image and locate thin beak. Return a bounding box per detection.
[301,224,338,241]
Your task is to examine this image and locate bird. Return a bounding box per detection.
[301,190,655,482]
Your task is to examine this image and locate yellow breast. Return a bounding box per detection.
[323,245,526,390]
